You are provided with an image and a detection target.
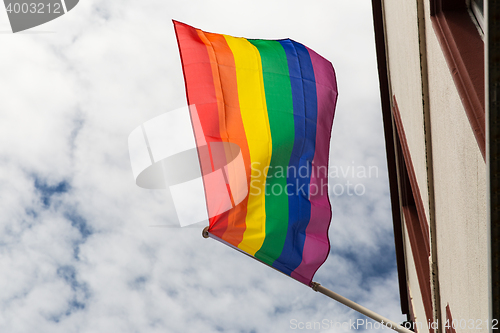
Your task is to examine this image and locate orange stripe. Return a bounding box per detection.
[197,30,251,244]
[207,32,252,246]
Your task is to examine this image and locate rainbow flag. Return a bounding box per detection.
[174,21,338,285]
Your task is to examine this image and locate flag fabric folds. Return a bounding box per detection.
[174,21,338,285]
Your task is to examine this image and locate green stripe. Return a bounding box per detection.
[249,39,295,265]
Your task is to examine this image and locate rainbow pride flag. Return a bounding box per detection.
[174,21,338,285]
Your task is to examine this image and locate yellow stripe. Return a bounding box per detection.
[223,35,272,255]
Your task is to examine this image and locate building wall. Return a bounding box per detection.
[380,0,488,330]
[382,0,431,226]
[422,0,489,329]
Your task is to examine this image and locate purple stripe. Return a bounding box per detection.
[291,47,337,285]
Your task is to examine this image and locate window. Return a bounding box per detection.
[392,96,434,327]
[430,0,485,158]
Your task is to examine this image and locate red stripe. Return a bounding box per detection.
[173,21,229,230]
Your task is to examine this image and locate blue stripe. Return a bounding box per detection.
[272,40,317,275]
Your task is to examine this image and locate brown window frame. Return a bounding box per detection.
[445,304,457,333]
[392,96,434,331]
[430,0,485,158]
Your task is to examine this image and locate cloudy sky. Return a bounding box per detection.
[0,1,406,332]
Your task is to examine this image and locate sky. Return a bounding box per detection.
[0,1,406,332]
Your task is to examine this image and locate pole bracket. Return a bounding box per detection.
[311,282,321,292]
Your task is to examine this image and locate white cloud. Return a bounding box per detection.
[0,1,406,332]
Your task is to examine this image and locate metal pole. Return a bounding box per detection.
[203,228,413,333]
[311,282,414,333]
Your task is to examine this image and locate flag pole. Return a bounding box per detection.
[202,227,413,333]
[310,282,414,333]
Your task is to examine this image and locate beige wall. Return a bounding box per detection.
[381,0,433,326]
[381,0,488,330]
[422,0,489,330]
[382,0,431,228]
